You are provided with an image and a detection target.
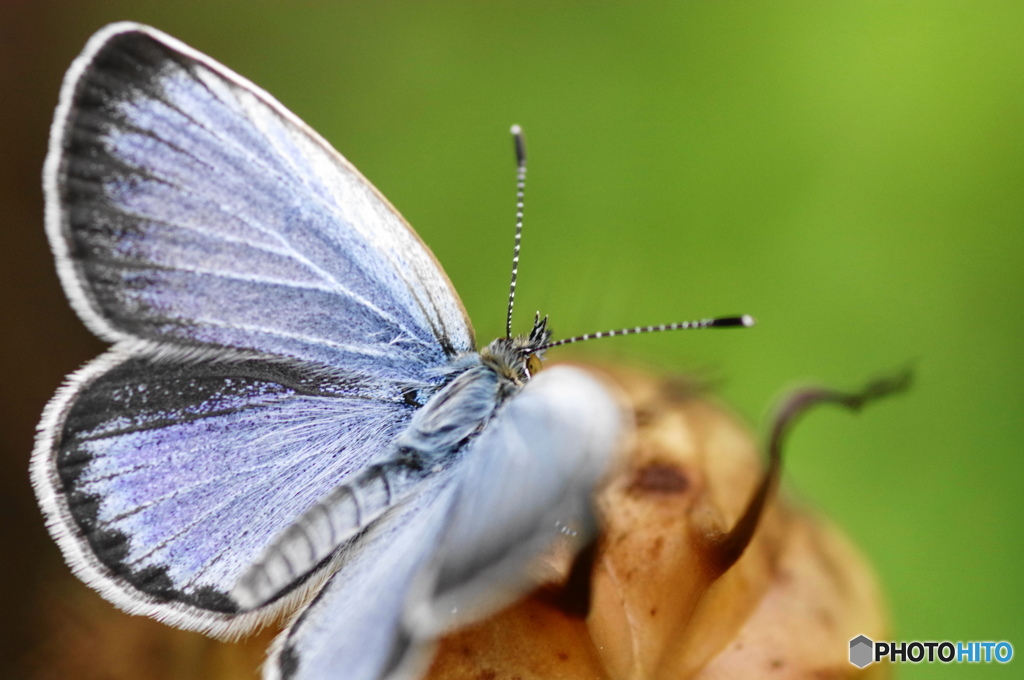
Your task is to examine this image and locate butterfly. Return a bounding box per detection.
[32,22,752,680]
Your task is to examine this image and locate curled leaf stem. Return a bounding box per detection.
[705,368,914,576]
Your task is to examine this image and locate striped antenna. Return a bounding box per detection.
[505,124,528,339]
[535,314,755,351]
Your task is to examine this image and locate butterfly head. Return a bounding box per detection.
[480,312,551,387]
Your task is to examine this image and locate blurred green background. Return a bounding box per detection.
[1,2,1021,678]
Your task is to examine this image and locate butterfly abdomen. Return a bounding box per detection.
[231,458,428,611]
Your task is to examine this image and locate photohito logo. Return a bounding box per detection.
[849,635,1013,667]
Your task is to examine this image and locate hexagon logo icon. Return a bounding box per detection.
[849,635,874,668]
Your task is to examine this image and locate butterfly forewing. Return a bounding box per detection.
[46,23,473,376]
[407,365,623,637]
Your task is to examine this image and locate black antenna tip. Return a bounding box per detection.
[710,314,756,328]
[510,124,527,167]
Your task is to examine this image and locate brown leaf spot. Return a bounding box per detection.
[647,535,665,562]
[634,406,658,427]
[660,374,709,402]
[627,463,690,495]
[817,606,836,631]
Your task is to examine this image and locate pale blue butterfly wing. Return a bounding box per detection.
[268,366,622,680]
[33,22,473,636]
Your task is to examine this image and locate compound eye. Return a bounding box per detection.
[525,353,543,378]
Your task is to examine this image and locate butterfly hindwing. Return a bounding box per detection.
[33,346,419,635]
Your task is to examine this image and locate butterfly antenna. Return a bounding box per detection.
[536,314,755,351]
[505,124,528,339]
